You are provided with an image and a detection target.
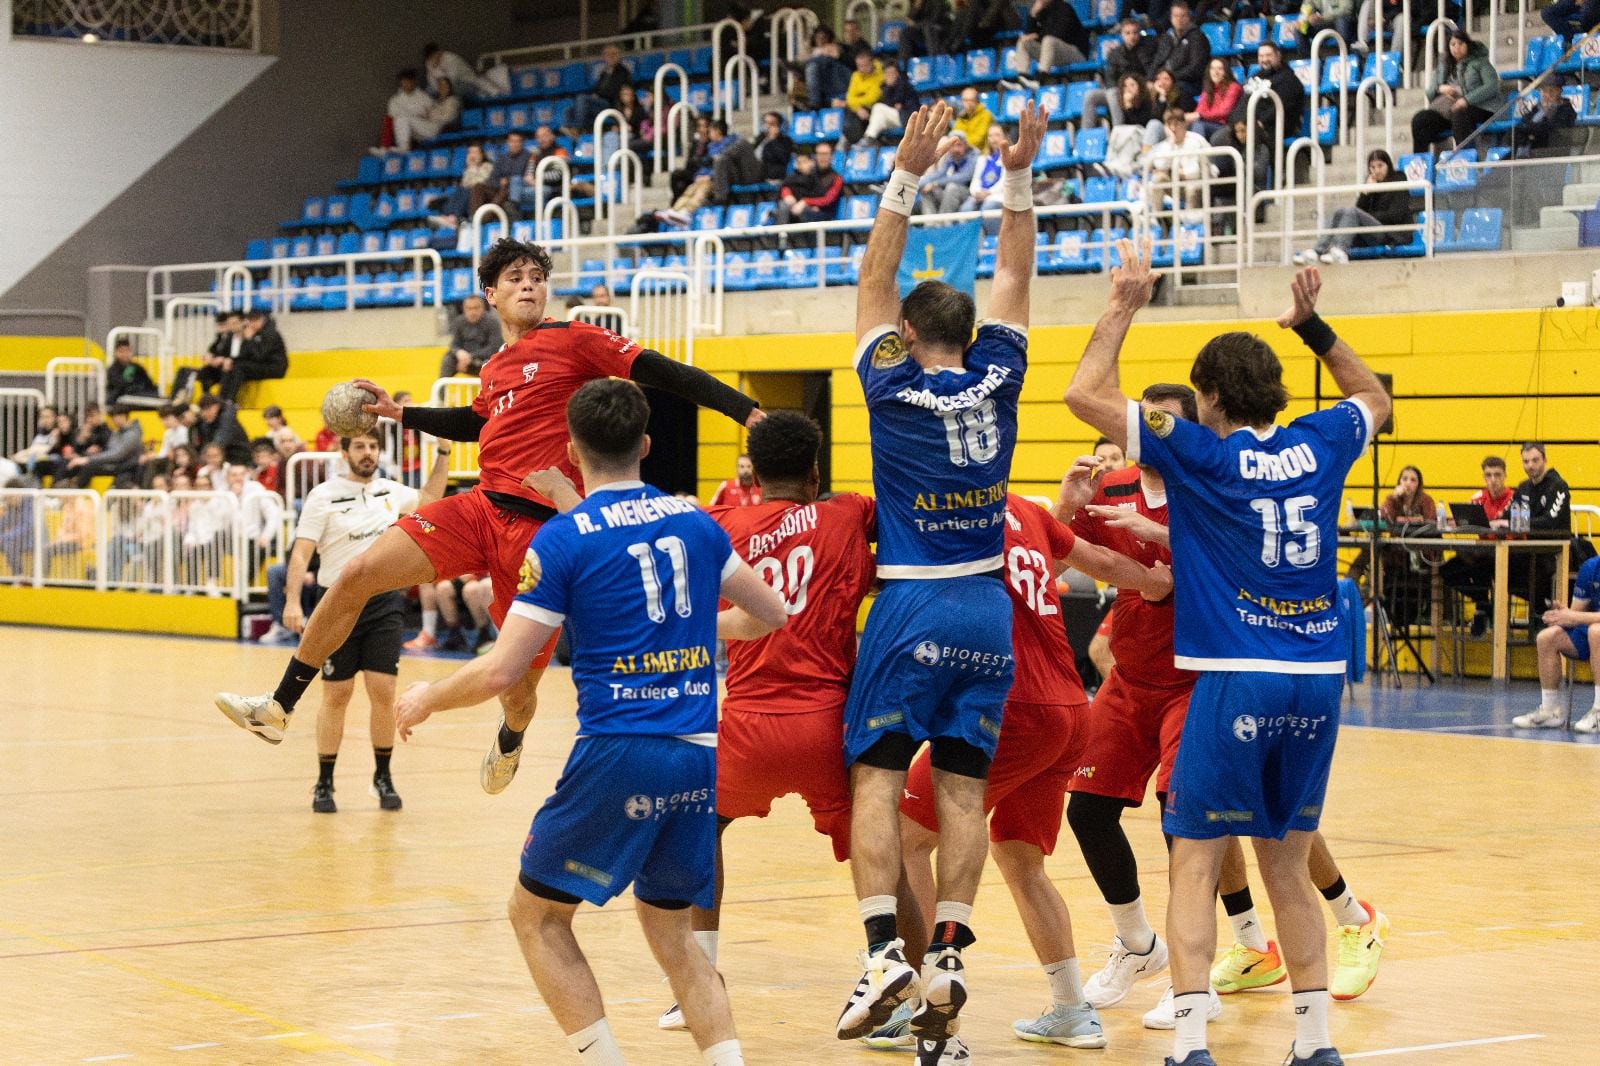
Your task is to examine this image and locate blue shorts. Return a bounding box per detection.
[520,735,717,909]
[1162,671,1344,841]
[843,575,1014,767]
[1562,624,1591,662]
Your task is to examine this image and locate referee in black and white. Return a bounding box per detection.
[284,429,450,812]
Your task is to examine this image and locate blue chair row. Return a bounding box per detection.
[508,47,716,100]
[464,100,574,136]
[839,144,899,183]
[999,82,1097,125]
[1499,33,1597,79]
[1034,126,1108,170]
[282,271,439,312]
[790,108,845,146]
[1344,207,1502,259]
[254,226,451,261]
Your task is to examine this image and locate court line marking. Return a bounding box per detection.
[431,1012,483,1021]
[1357,723,1600,748]
[170,1043,220,1051]
[256,1032,306,1040]
[1345,1034,1543,1058]
[82,1056,132,1062]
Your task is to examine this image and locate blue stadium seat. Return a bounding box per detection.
[827,243,867,285]
[1097,226,1129,268]
[1273,15,1299,51]
[1036,129,1074,169]
[403,151,428,177]
[324,195,349,223]
[1046,229,1095,273]
[384,229,408,253]
[1421,209,1457,252]
[723,252,755,291]
[1318,55,1361,95]
[511,220,536,243]
[270,237,290,259]
[750,249,783,290]
[1363,51,1401,90]
[725,203,757,229]
[1233,19,1269,55]
[1397,152,1434,188]
[358,231,383,254]
[1434,148,1479,193]
[688,46,714,76]
[1083,175,1118,202]
[1001,89,1031,123]
[1036,83,1068,117]
[1453,207,1503,250]
[876,20,906,53]
[512,67,538,94]
[354,156,382,185]
[934,54,966,89]
[871,146,897,181]
[965,49,998,83]
[1001,42,1033,77]
[444,267,474,302]
[790,111,818,145]
[381,153,406,180]
[1062,80,1094,122]
[1202,22,1232,56]
[461,108,484,131]
[1563,83,1590,116]
[839,194,877,227]
[292,275,322,311]
[782,248,819,288]
[1314,106,1337,146]
[1072,126,1108,166]
[300,196,325,224]
[693,205,725,230]
[817,108,845,142]
[1291,59,1314,95]
[908,56,936,91]
[841,144,877,183]
[978,232,997,278]
[334,233,360,255]
[290,236,313,258]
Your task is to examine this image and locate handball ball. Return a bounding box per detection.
[322,383,379,436]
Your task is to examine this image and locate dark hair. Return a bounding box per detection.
[1367,149,1396,179]
[262,404,284,420]
[106,404,130,418]
[398,67,420,83]
[746,411,822,483]
[1119,71,1148,98]
[811,25,835,44]
[339,430,382,451]
[477,238,554,292]
[250,436,276,453]
[567,378,650,463]
[1170,0,1191,10]
[114,339,132,349]
[710,117,729,137]
[1258,40,1282,57]
[1521,441,1546,457]
[901,280,976,350]
[198,394,222,411]
[1189,332,1290,427]
[1397,464,1424,496]
[422,42,440,58]
[1092,436,1117,449]
[1202,58,1236,102]
[1142,381,1199,422]
[1119,16,1141,30]
[763,110,785,128]
[217,310,243,323]
[1163,106,1187,124]
[1481,455,1506,471]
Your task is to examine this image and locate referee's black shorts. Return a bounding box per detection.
[318,588,407,682]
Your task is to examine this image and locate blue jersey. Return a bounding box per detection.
[1574,556,1600,606]
[855,321,1026,579]
[510,481,736,739]
[1129,397,1374,673]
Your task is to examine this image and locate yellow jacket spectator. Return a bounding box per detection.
[953,87,994,148]
[845,53,884,111]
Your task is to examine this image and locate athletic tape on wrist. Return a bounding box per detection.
[879,169,919,217]
[1001,166,1033,212]
[1293,313,1338,358]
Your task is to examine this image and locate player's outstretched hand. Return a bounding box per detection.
[522,467,581,512]
[1140,559,1174,602]
[1107,239,1155,316]
[1275,267,1321,329]
[1001,99,1049,172]
[894,101,956,176]
[1085,503,1168,545]
[395,683,432,741]
[1056,457,1104,515]
[744,408,767,430]
[351,378,404,421]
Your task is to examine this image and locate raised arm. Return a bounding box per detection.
[394,612,557,738]
[419,442,452,505]
[985,101,1049,329]
[857,102,954,341]
[1063,238,1156,447]
[1276,268,1390,430]
[1066,536,1174,602]
[629,350,763,429]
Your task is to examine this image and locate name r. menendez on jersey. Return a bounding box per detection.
[571,493,700,535]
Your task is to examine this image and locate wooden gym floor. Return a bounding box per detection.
[0,626,1592,1064]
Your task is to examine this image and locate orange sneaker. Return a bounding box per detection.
[403,631,437,650]
[1210,939,1287,993]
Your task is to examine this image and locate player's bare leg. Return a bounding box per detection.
[507,885,625,1062]
[1210,833,1287,996]
[837,762,920,1040]
[215,528,435,743]
[362,671,401,810]
[1255,831,1339,1061]
[1165,835,1229,1059]
[312,678,356,812]
[898,815,938,939]
[483,663,545,794]
[637,897,742,1062]
[661,822,729,1032]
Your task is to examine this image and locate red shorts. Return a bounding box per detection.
[397,489,557,668]
[900,700,1088,854]
[717,705,851,861]
[1067,670,1193,805]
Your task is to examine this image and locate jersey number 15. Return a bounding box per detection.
[1249,495,1320,568]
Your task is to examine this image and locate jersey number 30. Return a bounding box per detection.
[755,545,815,616]
[1249,495,1319,568]
[628,536,692,623]
[940,399,1000,467]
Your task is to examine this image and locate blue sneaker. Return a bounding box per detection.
[1286,1048,1344,1065]
[1163,1053,1218,1066]
[1012,1002,1107,1048]
[860,1002,915,1050]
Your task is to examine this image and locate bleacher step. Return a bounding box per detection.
[1513,225,1578,251]
[1538,204,1582,231]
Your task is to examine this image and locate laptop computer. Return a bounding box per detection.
[1450,502,1491,532]
[1350,506,1384,531]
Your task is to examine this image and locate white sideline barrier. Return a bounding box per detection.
[0,388,47,464]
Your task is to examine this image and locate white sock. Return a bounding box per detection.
[694,929,719,967]
[1292,989,1331,1056]
[1229,906,1270,952]
[421,609,439,637]
[931,900,974,953]
[1044,957,1084,1006]
[1591,679,1600,711]
[1326,889,1368,929]
[567,1018,625,1064]
[1541,687,1560,711]
[1107,898,1155,954]
[1171,991,1211,1057]
[702,1039,744,1066]
[858,894,896,922]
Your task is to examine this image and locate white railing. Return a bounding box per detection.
[106,326,165,401]
[283,451,338,521]
[771,7,820,96]
[844,0,881,46]
[161,297,220,395]
[652,62,692,180]
[710,16,748,120]
[568,305,632,333]
[1421,17,1458,96]
[690,233,726,335]
[600,145,647,230]
[375,416,427,490]
[1244,87,1287,195]
[428,377,484,482]
[1307,28,1351,146]
[1357,0,1414,86]
[146,249,443,320]
[479,18,729,68]
[1134,145,1247,294]
[1354,76,1397,181]
[470,202,512,287]
[0,388,47,464]
[631,270,696,365]
[1247,179,1435,265]
[722,54,762,136]
[44,358,106,420]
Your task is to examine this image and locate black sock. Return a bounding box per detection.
[929,921,976,952]
[374,747,392,777]
[497,722,524,755]
[273,657,319,713]
[1221,887,1255,916]
[1319,874,1347,902]
[864,913,897,950]
[317,753,336,788]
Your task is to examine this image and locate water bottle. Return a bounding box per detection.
[1344,498,1356,527]
[1435,500,1449,529]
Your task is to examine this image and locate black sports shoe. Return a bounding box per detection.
[370,774,402,810]
[312,781,337,813]
[440,629,469,652]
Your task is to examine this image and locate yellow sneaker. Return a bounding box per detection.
[1210,939,1287,994]
[1332,901,1389,1000]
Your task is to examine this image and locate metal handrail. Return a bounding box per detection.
[478,18,729,69]
[652,62,692,179]
[722,54,762,135]
[533,155,573,238]
[469,203,511,285]
[665,100,696,176]
[1307,28,1350,146]
[845,0,880,44]
[601,148,646,230]
[1248,179,1434,265]
[1421,17,1458,96]
[146,249,444,318]
[709,16,748,119]
[770,7,820,95]
[1244,85,1287,192]
[1354,75,1396,180]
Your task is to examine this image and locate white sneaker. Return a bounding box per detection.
[214,692,287,744]
[258,622,295,644]
[1511,706,1566,729]
[481,717,523,794]
[1293,248,1319,264]
[1084,934,1169,1008]
[1320,247,1349,264]
[1142,985,1222,1030]
[658,1001,687,1031]
[1574,707,1600,733]
[911,947,967,1042]
[837,939,919,1040]
[915,1036,971,1064]
[860,1001,915,1049]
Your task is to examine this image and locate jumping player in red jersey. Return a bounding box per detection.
[216,240,764,794]
[657,410,877,1033]
[877,493,1172,1055]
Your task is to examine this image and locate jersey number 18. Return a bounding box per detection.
[939,399,1000,468]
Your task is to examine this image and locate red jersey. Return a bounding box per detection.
[1069,467,1191,691]
[712,493,876,714]
[710,479,763,507]
[470,319,639,504]
[1469,486,1515,522]
[1002,495,1086,705]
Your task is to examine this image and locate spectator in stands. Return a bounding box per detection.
[427,143,493,229]
[1107,73,1161,175]
[961,124,1011,232]
[840,18,874,63]
[392,75,460,152]
[211,310,288,403]
[41,404,109,484]
[1302,0,1357,53]
[106,341,158,404]
[195,394,251,467]
[666,117,742,215]
[613,84,655,160]
[1209,117,1271,208]
[10,405,59,473]
[1013,0,1091,74]
[197,441,230,491]
[1080,19,1152,127]
[1149,66,1191,115]
[1232,42,1305,156]
[440,294,499,378]
[1411,29,1501,154]
[1294,149,1412,263]
[1514,78,1578,155]
[775,142,844,224]
[711,113,783,202]
[471,131,530,216]
[1540,0,1600,41]
[169,443,200,482]
[0,477,34,577]
[107,472,166,585]
[752,111,796,179]
[623,0,662,34]
[861,61,921,144]
[952,86,995,148]
[1187,56,1240,138]
[1149,107,1217,193]
[1442,455,1517,634]
[670,115,714,200]
[227,462,283,579]
[43,492,96,581]
[62,405,143,488]
[800,26,853,108]
[252,438,282,495]
[899,0,953,60]
[721,3,772,66]
[200,310,245,394]
[588,283,612,306]
[950,0,1021,53]
[916,134,977,213]
[521,125,591,208]
[569,45,634,136]
[422,42,508,102]
[262,405,303,455]
[382,69,433,154]
[843,51,885,145]
[1148,1,1210,101]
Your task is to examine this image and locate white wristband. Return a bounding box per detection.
[1002,166,1033,212]
[880,168,919,217]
